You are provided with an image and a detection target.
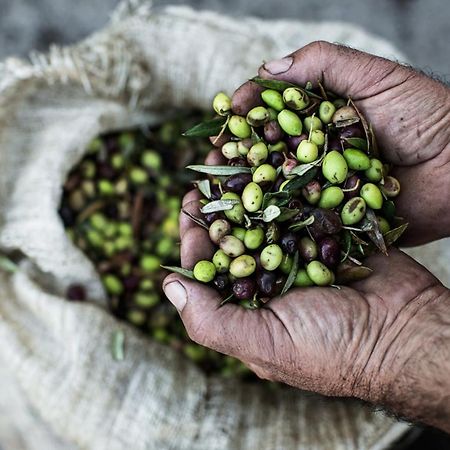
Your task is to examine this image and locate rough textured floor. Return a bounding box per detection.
[0,0,449,448]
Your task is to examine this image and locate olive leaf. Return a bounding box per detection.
[183,117,227,137]
[0,254,19,273]
[348,98,372,154]
[160,265,196,280]
[342,137,368,151]
[187,165,252,176]
[111,330,125,361]
[261,190,291,209]
[265,222,280,244]
[289,215,315,231]
[282,166,318,192]
[382,200,396,222]
[384,223,408,247]
[251,128,263,144]
[340,231,352,263]
[350,231,369,246]
[220,293,235,307]
[334,118,361,128]
[363,209,388,255]
[195,179,212,199]
[336,262,373,284]
[276,207,300,222]
[263,205,281,222]
[369,124,380,157]
[211,115,230,145]
[317,80,328,100]
[181,209,209,230]
[200,199,239,214]
[281,251,299,296]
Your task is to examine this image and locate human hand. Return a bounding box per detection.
[232,41,450,245]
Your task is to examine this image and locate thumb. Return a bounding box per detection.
[162,273,272,364]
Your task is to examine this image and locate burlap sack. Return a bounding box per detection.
[2,1,447,448]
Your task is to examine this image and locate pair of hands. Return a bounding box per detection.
[164,42,450,432]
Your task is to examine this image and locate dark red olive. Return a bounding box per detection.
[214,274,229,291]
[288,199,303,210]
[328,136,342,151]
[203,211,223,225]
[338,123,364,140]
[280,232,299,255]
[267,151,285,168]
[343,175,361,200]
[209,133,231,148]
[298,237,318,262]
[311,208,342,235]
[273,176,286,191]
[97,162,116,180]
[319,237,341,267]
[264,120,283,144]
[286,134,307,152]
[256,271,277,297]
[228,157,248,167]
[232,278,257,300]
[123,275,141,291]
[223,173,253,194]
[210,184,222,200]
[66,284,86,301]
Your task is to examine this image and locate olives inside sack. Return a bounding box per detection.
[179,82,407,307]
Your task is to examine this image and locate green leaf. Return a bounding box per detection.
[384,223,408,247]
[111,330,125,361]
[250,76,297,92]
[348,98,372,154]
[220,293,235,307]
[282,167,318,192]
[262,205,281,222]
[276,207,300,222]
[343,137,368,151]
[289,215,315,231]
[334,118,360,128]
[196,179,211,199]
[160,265,196,280]
[200,199,239,214]
[186,165,252,176]
[336,262,373,284]
[183,117,227,138]
[363,209,388,255]
[340,231,352,263]
[261,190,291,210]
[281,251,299,296]
[0,255,18,273]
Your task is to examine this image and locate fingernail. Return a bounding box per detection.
[163,281,187,312]
[263,56,293,75]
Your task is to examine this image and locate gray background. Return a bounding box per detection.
[0,0,449,79]
[0,0,449,448]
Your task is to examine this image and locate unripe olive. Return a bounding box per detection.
[380,176,401,198]
[246,106,270,127]
[129,167,148,185]
[231,227,246,241]
[298,237,318,262]
[332,106,358,123]
[360,183,383,209]
[261,89,285,111]
[219,235,245,257]
[193,260,216,283]
[343,148,371,170]
[306,261,334,286]
[294,269,314,287]
[282,158,298,179]
[229,255,257,278]
[237,138,252,156]
[267,108,278,121]
[365,158,384,182]
[244,227,265,249]
[341,197,367,225]
[322,150,348,184]
[221,192,245,224]
[260,244,283,271]
[310,129,325,147]
[279,254,293,274]
[141,150,162,170]
[303,115,323,132]
[103,274,124,295]
[297,140,319,163]
[247,142,268,167]
[318,186,344,209]
[209,219,231,244]
[268,141,288,153]
[253,164,277,183]
[277,109,303,136]
[228,115,251,139]
[319,101,336,124]
[221,142,240,159]
[242,182,263,212]
[213,92,232,116]
[282,87,309,110]
[140,254,161,272]
[302,180,322,204]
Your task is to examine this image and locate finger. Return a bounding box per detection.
[231,81,265,115]
[180,226,215,269]
[180,190,202,239]
[258,41,411,100]
[162,276,279,366]
[244,362,277,381]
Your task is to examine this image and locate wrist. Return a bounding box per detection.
[361,285,450,431]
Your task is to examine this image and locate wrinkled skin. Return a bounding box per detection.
[164,42,450,432]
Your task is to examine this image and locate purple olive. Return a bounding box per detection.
[203,211,222,225]
[214,274,229,291]
[280,232,299,255]
[256,271,277,297]
[228,157,248,167]
[232,278,257,300]
[223,173,253,194]
[288,199,303,210]
[66,284,86,301]
[298,237,318,262]
[327,135,342,151]
[209,133,231,148]
[210,184,222,200]
[319,237,341,267]
[264,120,283,144]
[97,162,116,180]
[273,176,286,191]
[343,175,361,200]
[267,151,285,168]
[286,134,307,152]
[338,123,364,140]
[122,275,141,291]
[311,208,342,234]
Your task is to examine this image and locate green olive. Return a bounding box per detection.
[134,292,159,308]
[221,142,240,159]
[260,244,283,271]
[229,255,257,278]
[294,269,314,287]
[213,92,232,116]
[193,260,216,283]
[237,139,252,156]
[129,167,148,185]
[247,142,268,167]
[360,183,383,209]
[231,227,246,241]
[319,101,336,124]
[103,274,124,295]
[219,235,245,257]
[141,150,162,170]
[306,261,334,286]
[322,150,348,184]
[282,87,309,110]
[252,164,277,183]
[310,129,325,147]
[343,148,371,170]
[241,182,263,212]
[296,140,319,163]
[380,176,401,198]
[268,141,288,153]
[277,109,303,136]
[212,249,231,273]
[246,106,270,127]
[279,254,293,274]
[244,227,265,249]
[303,115,323,132]
[261,89,285,111]
[318,186,344,209]
[341,197,367,225]
[364,158,384,182]
[140,254,161,272]
[376,216,391,234]
[221,192,245,224]
[228,115,251,139]
[209,219,231,244]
